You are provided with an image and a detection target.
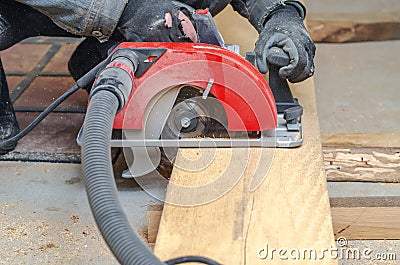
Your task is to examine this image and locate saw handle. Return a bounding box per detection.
[266,47,303,125]
[266,47,300,117]
[266,47,291,69]
[266,47,293,104]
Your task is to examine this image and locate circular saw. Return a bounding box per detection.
[77,10,303,178]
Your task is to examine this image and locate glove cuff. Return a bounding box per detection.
[249,0,306,32]
[285,1,306,20]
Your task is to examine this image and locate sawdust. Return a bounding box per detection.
[38,243,59,251]
[70,214,80,224]
[0,208,117,264]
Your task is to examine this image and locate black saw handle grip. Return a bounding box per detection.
[266,47,303,123]
[266,47,293,105]
[266,47,290,68]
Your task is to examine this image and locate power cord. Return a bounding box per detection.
[165,255,222,265]
[0,57,107,149]
[0,84,80,149]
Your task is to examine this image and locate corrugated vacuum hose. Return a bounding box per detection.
[81,48,221,265]
[80,50,165,265]
[81,89,165,265]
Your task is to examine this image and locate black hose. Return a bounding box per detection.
[81,89,164,265]
[1,45,221,263]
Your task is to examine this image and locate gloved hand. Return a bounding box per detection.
[116,0,198,42]
[255,5,316,83]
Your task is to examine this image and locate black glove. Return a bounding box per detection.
[117,0,197,42]
[255,5,316,83]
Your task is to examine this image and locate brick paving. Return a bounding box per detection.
[0,37,86,163]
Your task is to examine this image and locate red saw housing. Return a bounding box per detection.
[112,42,277,132]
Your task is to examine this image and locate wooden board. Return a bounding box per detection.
[149,204,400,242]
[323,147,400,183]
[148,207,400,242]
[154,5,335,264]
[147,205,164,244]
[332,207,400,240]
[307,20,400,43]
[154,79,336,264]
[305,0,400,42]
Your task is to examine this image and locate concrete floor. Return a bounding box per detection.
[314,41,400,135]
[0,162,159,264]
[339,240,399,265]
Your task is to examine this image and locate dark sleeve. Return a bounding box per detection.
[14,0,128,41]
[230,0,306,32]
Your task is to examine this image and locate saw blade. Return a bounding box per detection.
[160,86,228,163]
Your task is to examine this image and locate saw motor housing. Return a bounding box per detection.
[77,9,303,178]
[113,42,277,132]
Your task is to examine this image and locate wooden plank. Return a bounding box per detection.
[329,181,400,240]
[147,205,163,244]
[154,5,335,264]
[323,147,400,182]
[148,206,400,243]
[332,207,400,240]
[307,20,400,43]
[148,206,400,242]
[305,0,400,42]
[322,133,400,148]
[149,182,400,241]
[154,68,336,264]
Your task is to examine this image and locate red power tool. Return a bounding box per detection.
[77,9,303,177]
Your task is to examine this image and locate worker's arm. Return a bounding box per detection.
[14,0,127,41]
[230,0,315,82]
[13,0,196,43]
[117,0,197,42]
[178,0,315,82]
